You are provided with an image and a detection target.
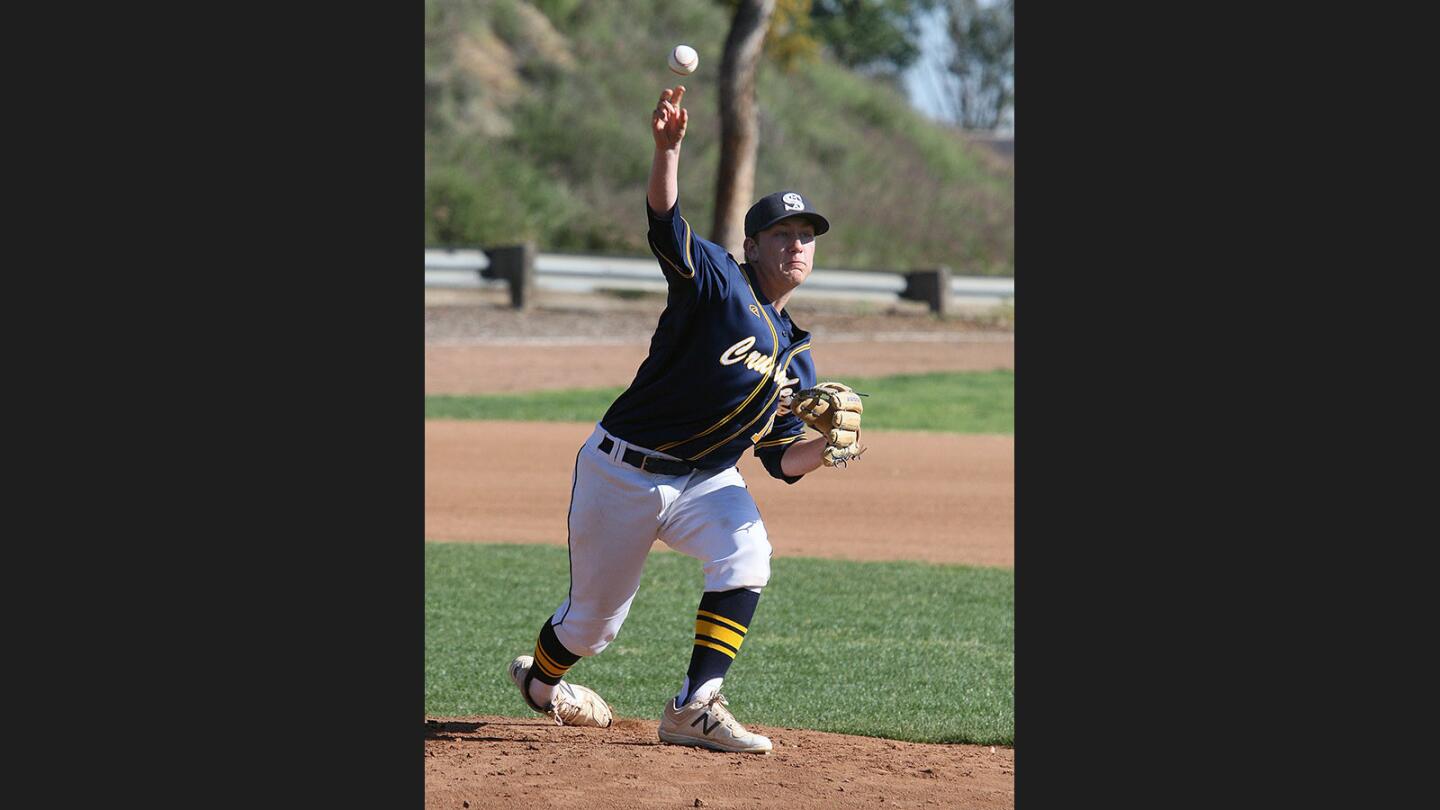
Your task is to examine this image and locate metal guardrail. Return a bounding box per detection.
[425,248,1013,312]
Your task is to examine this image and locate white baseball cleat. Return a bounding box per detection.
[507,655,613,728]
[658,692,772,753]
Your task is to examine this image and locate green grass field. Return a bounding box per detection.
[425,543,1014,745]
[425,370,1014,434]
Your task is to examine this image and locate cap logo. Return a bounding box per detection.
[782,192,804,212]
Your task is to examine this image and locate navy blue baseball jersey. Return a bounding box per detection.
[598,199,817,481]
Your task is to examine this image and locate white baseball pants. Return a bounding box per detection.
[549,424,773,657]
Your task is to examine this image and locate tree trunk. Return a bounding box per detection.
[713,0,776,262]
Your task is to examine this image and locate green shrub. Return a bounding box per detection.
[424,0,1013,275]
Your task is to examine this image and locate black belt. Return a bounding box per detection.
[598,436,695,476]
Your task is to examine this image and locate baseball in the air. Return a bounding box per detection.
[668,44,698,76]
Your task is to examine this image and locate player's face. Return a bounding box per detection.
[749,217,817,289]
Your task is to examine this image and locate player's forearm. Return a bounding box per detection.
[779,435,828,477]
[648,146,681,215]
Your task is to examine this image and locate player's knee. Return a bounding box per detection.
[568,638,610,656]
[552,620,616,657]
[703,536,772,591]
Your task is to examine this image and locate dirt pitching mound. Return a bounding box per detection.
[425,715,1014,809]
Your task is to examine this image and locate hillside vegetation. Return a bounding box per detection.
[424,0,1014,275]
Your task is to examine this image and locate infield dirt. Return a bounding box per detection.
[425,296,1015,808]
[426,421,1013,567]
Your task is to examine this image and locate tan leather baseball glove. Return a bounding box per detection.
[791,381,867,467]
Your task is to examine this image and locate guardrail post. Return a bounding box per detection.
[480,243,535,309]
[901,266,952,316]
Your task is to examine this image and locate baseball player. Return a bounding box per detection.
[506,84,865,754]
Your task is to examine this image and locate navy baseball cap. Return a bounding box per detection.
[744,191,831,238]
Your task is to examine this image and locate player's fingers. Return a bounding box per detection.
[673,86,686,107]
[679,108,688,129]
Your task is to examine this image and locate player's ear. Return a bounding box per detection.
[743,237,757,262]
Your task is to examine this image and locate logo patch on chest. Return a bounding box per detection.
[749,304,760,317]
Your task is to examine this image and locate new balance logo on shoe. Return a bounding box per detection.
[659,692,772,753]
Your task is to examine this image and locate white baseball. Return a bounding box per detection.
[668,44,698,76]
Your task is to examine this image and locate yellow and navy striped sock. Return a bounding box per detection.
[530,620,581,686]
[683,588,760,703]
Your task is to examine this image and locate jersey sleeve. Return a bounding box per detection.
[753,346,817,483]
[753,414,807,484]
[646,198,731,300]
